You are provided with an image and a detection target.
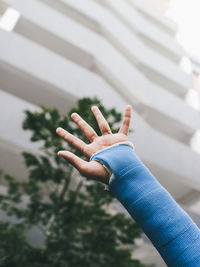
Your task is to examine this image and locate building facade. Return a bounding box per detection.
[0,0,200,265]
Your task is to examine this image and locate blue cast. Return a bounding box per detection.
[90,144,200,266]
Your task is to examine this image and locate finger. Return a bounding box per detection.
[71,113,98,142]
[119,105,132,135]
[91,106,112,135]
[58,151,109,183]
[56,127,89,157]
[57,151,88,176]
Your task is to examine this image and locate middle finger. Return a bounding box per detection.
[91,106,112,135]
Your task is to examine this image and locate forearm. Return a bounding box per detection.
[91,144,200,266]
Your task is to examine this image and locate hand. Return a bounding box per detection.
[56,105,132,184]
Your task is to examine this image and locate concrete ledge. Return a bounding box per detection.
[0,30,199,144]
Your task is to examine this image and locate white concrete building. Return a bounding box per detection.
[0,0,200,265]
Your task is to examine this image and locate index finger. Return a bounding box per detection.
[118,105,132,135]
[56,127,90,157]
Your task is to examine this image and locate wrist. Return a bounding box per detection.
[93,159,112,185]
[90,142,135,186]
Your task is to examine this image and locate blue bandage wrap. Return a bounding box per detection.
[90,144,200,266]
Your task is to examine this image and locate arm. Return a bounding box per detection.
[56,106,200,266]
[91,144,200,266]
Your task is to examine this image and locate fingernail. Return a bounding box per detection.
[71,113,77,118]
[57,151,65,156]
[56,127,62,133]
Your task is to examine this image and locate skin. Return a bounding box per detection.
[56,105,132,185]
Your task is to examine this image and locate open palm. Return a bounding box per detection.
[56,105,131,184]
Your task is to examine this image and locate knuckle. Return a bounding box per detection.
[63,132,69,140]
[70,139,76,146]
[90,132,97,140]
[104,129,112,135]
[82,144,87,154]
[78,120,85,127]
[80,164,88,176]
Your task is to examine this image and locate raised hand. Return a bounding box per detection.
[56,105,132,184]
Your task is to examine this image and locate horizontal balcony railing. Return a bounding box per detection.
[0,30,199,144]
[24,0,191,95]
[95,0,183,63]
[126,0,177,36]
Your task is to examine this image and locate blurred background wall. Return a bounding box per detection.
[0,0,200,265]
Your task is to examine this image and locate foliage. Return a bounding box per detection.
[0,98,147,267]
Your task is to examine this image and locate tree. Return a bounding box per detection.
[0,98,148,267]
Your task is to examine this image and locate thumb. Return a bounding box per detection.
[58,151,87,175]
[58,151,109,184]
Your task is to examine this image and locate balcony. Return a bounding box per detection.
[0,30,200,144]
[14,0,191,96]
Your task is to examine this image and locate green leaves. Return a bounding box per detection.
[0,98,148,267]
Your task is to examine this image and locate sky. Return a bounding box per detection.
[167,0,200,59]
